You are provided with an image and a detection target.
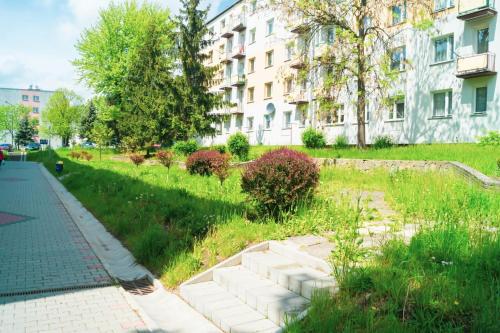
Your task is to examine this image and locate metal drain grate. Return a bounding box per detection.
[118,276,155,296]
[0,282,116,298]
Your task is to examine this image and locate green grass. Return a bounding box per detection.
[248,144,500,177]
[30,148,499,331]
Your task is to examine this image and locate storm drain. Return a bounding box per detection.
[0,282,117,298]
[118,276,155,296]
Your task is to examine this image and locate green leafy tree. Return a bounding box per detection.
[176,0,224,139]
[90,121,113,161]
[42,89,84,147]
[80,100,97,140]
[15,116,37,147]
[0,104,29,145]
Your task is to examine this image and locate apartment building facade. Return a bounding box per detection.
[0,85,55,145]
[202,0,499,146]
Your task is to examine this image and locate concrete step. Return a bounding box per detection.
[213,266,309,326]
[242,250,337,299]
[180,281,281,333]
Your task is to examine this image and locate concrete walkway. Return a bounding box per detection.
[0,162,147,332]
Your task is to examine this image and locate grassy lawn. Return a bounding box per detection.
[30,148,499,331]
[247,144,500,177]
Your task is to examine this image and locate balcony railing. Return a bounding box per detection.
[230,102,244,114]
[286,90,308,104]
[232,15,247,31]
[220,52,233,64]
[219,77,232,90]
[457,0,496,20]
[456,52,496,78]
[232,45,246,59]
[221,22,234,38]
[290,16,310,34]
[231,74,246,87]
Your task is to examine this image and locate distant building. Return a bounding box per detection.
[0,85,57,146]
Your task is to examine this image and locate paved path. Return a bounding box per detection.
[0,162,147,333]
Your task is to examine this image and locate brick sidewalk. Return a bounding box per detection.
[0,162,147,332]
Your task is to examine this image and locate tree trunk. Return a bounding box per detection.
[356,26,367,148]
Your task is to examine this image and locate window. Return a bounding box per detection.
[285,44,294,61]
[32,107,40,114]
[283,111,292,128]
[477,28,489,54]
[266,18,274,36]
[434,0,454,11]
[248,58,255,73]
[433,90,453,117]
[247,87,255,103]
[249,28,256,44]
[390,46,406,71]
[324,104,344,125]
[434,35,454,63]
[389,97,405,120]
[22,95,28,101]
[297,108,307,127]
[224,117,231,133]
[316,26,335,46]
[284,78,293,94]
[391,3,406,25]
[216,122,222,135]
[220,19,226,30]
[247,116,254,130]
[208,27,215,37]
[33,95,40,102]
[264,114,273,129]
[251,0,257,13]
[235,114,243,130]
[475,87,487,113]
[264,82,273,99]
[265,50,274,67]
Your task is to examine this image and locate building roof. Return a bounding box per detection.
[207,0,242,25]
[0,86,55,93]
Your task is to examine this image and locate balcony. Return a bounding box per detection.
[286,90,308,105]
[290,56,307,69]
[232,15,247,31]
[456,53,496,78]
[221,24,234,38]
[290,17,310,34]
[314,45,330,60]
[457,0,496,20]
[231,74,246,87]
[232,45,246,59]
[219,78,232,90]
[220,52,233,64]
[230,102,244,114]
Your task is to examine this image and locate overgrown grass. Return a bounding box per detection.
[249,144,500,177]
[30,148,499,331]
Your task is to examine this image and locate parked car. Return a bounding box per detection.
[25,142,40,151]
[81,141,96,149]
[0,143,13,152]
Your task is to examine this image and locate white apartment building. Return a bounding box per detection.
[201,0,499,146]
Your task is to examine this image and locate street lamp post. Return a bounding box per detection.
[4,101,15,146]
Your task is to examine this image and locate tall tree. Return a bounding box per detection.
[0,104,29,145]
[176,0,223,139]
[15,116,37,147]
[273,0,432,147]
[42,89,84,147]
[90,120,113,161]
[80,100,97,140]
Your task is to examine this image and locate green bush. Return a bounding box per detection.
[173,139,199,156]
[478,131,500,146]
[334,135,349,149]
[227,132,250,161]
[372,135,394,149]
[302,127,326,149]
[212,144,227,154]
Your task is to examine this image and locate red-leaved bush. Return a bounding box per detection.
[241,148,319,216]
[157,150,174,170]
[186,150,230,184]
[129,153,145,167]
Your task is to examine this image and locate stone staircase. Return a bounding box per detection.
[180,241,337,333]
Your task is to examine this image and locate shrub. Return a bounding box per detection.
[302,127,326,149]
[186,150,230,179]
[241,148,319,216]
[157,150,174,170]
[227,132,250,161]
[81,151,93,161]
[173,139,199,156]
[212,144,227,154]
[478,131,500,146]
[334,135,349,149]
[129,153,145,167]
[373,135,394,149]
[69,151,82,160]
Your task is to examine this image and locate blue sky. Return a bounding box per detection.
[0,0,235,97]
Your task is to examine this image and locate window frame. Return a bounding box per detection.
[266,18,274,36]
[434,0,454,11]
[248,57,256,73]
[283,111,292,129]
[264,82,273,99]
[390,46,406,71]
[433,35,454,64]
[246,116,254,131]
[432,90,453,118]
[265,50,274,68]
[389,97,405,120]
[474,86,488,114]
[22,95,29,101]
[247,87,255,103]
[249,28,256,44]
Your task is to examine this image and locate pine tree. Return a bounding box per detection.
[80,101,97,140]
[15,116,37,147]
[176,0,223,139]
